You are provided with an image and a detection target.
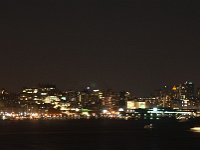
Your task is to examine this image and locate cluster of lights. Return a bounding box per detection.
[0,111,66,120]
[101,108,124,118]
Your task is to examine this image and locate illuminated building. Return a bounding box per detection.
[119,91,131,109]
[171,85,179,99]
[178,81,195,100]
[127,100,147,109]
[19,84,59,103]
[150,82,197,109]
[77,88,102,111]
[101,89,120,112]
[152,85,173,108]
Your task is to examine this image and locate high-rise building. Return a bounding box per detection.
[119,91,131,109]
[101,89,119,112]
[178,81,194,100]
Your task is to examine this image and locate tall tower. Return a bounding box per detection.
[179,81,194,100]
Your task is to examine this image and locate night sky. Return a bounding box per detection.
[1,0,200,96]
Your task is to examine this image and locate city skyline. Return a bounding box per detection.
[1,0,200,96]
[1,80,200,97]
[0,79,200,121]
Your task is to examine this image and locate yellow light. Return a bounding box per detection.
[172,85,177,91]
[190,127,200,133]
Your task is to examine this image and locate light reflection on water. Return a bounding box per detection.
[190,127,200,133]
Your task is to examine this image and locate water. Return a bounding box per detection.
[0,120,199,150]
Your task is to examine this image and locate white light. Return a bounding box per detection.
[2,115,6,120]
[153,108,158,112]
[102,109,108,114]
[118,108,124,112]
[93,89,99,92]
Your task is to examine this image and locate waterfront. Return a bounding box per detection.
[0,120,199,150]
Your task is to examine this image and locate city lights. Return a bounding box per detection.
[0,81,199,120]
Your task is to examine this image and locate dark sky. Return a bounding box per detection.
[1,0,200,96]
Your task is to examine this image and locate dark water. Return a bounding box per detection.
[0,119,199,150]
